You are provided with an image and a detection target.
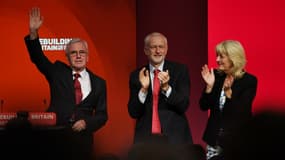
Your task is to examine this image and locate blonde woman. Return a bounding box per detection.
[199,40,258,160]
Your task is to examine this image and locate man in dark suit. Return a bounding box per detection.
[24,8,107,158]
[128,32,192,144]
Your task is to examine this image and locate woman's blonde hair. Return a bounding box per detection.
[216,40,246,78]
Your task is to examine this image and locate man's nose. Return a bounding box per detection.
[155,47,161,53]
[76,53,82,58]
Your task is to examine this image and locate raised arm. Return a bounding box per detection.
[29,7,44,40]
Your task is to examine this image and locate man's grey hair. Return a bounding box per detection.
[65,38,88,54]
[144,32,168,48]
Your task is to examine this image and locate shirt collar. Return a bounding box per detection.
[72,68,87,78]
[149,61,164,73]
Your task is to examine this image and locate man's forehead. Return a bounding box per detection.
[150,37,165,43]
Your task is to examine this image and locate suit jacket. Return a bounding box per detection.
[128,60,192,144]
[199,69,257,147]
[24,36,108,134]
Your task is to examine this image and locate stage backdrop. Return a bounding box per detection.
[2,0,285,158]
[208,0,285,112]
[0,0,135,157]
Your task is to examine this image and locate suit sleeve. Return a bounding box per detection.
[166,64,190,114]
[199,70,220,111]
[224,75,258,117]
[85,79,108,132]
[24,35,54,79]
[199,92,216,111]
[128,71,146,119]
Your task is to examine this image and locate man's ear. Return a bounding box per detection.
[86,55,89,62]
[144,48,149,55]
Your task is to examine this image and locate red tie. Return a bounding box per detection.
[152,69,161,134]
[74,73,83,105]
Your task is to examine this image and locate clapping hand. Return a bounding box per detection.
[201,64,215,93]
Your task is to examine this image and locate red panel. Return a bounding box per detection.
[209,0,285,113]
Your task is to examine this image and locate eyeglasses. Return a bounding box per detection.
[69,50,87,57]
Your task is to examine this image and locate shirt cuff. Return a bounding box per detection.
[162,86,172,98]
[138,90,147,103]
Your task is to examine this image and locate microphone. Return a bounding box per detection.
[43,98,47,106]
[43,98,48,108]
[0,99,3,113]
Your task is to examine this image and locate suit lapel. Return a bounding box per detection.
[163,60,171,79]
[66,68,76,101]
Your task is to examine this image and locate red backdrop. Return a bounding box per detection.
[208,0,285,113]
[0,0,136,157]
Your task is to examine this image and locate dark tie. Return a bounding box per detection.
[74,73,83,105]
[152,69,161,134]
